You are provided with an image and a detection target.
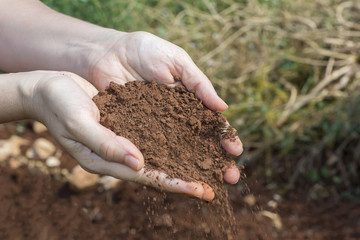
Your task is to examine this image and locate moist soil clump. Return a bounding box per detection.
[93,80,239,238]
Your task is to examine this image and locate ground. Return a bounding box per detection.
[0,122,359,240]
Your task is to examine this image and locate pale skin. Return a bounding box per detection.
[0,0,243,201]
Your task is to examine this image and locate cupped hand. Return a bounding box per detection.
[89,31,243,186]
[23,71,216,200]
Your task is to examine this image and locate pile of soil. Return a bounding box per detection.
[93,81,239,238]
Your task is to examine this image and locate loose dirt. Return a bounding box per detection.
[0,161,359,240]
[93,81,239,239]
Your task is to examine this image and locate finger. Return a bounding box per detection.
[221,136,243,156]
[63,140,214,200]
[68,119,144,171]
[220,121,243,156]
[223,166,240,184]
[137,169,215,201]
[62,137,145,178]
[174,53,228,112]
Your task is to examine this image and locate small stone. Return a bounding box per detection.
[69,165,99,191]
[98,176,121,190]
[9,158,20,169]
[260,210,283,230]
[10,135,30,147]
[33,138,56,159]
[46,156,60,168]
[33,121,48,134]
[244,194,256,207]
[0,141,12,162]
[0,136,29,161]
[25,148,36,159]
[267,200,278,208]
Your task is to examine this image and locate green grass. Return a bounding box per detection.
[41,0,360,200]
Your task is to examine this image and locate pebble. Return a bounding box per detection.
[10,135,30,148]
[243,194,256,207]
[0,136,29,161]
[9,158,20,169]
[267,200,278,208]
[46,156,61,168]
[25,148,36,159]
[0,141,12,162]
[33,121,48,134]
[260,210,283,230]
[33,138,56,159]
[68,165,99,191]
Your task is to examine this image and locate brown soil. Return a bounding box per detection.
[0,108,359,239]
[93,81,239,239]
[0,157,359,240]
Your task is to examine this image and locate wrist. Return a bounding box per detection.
[0,72,38,122]
[16,71,46,121]
[69,28,127,85]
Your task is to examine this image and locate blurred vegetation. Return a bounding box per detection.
[41,0,360,200]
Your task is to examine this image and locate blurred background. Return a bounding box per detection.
[0,1,359,239]
[41,0,360,201]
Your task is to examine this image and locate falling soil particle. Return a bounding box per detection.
[93,80,240,238]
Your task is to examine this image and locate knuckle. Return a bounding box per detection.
[133,31,153,38]
[63,115,80,133]
[177,46,189,57]
[63,114,89,137]
[98,140,118,162]
[38,73,73,96]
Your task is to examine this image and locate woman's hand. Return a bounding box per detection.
[0,0,243,191]
[88,31,243,184]
[13,71,215,200]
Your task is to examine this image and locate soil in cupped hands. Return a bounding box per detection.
[93,80,242,239]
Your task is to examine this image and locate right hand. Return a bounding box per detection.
[21,71,215,200]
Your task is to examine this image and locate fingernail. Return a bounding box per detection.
[220,98,228,110]
[201,184,215,201]
[124,155,140,171]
